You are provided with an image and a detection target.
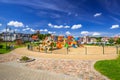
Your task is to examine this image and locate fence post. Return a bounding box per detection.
[85,47,87,55]
[102,45,104,55]
[116,46,119,54]
[39,45,40,52]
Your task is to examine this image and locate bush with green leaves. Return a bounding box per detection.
[20,56,30,61]
[0,45,3,49]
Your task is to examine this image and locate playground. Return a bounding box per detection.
[0,35,119,80]
[27,35,120,57]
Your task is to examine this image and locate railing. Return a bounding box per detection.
[27,45,120,55]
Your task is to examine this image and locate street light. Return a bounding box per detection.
[5,26,8,50]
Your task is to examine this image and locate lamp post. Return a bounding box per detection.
[5,26,8,50]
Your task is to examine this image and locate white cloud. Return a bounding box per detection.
[48,31,56,34]
[110,25,119,29]
[0,23,2,26]
[22,27,30,31]
[94,13,102,17]
[66,31,71,35]
[40,29,48,32]
[54,25,63,28]
[48,23,70,29]
[71,24,82,29]
[30,28,35,32]
[48,31,52,34]
[44,29,48,32]
[64,26,70,28]
[48,23,53,27]
[80,31,89,35]
[40,29,44,32]
[92,32,101,36]
[7,21,24,27]
[48,23,82,29]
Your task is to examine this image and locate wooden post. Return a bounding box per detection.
[39,45,40,52]
[102,45,104,55]
[116,46,119,54]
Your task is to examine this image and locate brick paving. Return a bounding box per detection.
[26,58,109,80]
[0,62,78,80]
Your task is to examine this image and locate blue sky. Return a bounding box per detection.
[0,0,120,37]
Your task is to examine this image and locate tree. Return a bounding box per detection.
[0,38,3,42]
[108,38,114,45]
[96,37,102,42]
[116,38,120,44]
[38,34,51,40]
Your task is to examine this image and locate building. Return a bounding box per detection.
[1,32,31,42]
[80,36,91,44]
[31,35,39,41]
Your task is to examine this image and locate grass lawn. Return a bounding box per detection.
[0,48,11,54]
[0,42,28,54]
[94,54,120,80]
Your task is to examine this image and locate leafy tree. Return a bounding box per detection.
[96,37,102,42]
[38,34,51,40]
[116,38,120,44]
[108,38,114,45]
[31,33,51,40]
[0,38,3,42]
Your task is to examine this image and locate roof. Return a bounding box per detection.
[32,35,38,40]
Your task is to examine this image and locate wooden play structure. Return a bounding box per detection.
[31,35,84,52]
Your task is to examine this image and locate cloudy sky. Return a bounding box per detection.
[0,0,120,37]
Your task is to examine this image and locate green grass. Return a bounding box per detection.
[94,54,120,80]
[0,48,11,54]
[0,42,28,54]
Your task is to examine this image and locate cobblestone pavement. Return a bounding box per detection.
[0,62,79,80]
[26,58,109,80]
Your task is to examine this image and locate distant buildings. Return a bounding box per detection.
[0,32,31,42]
[31,35,39,41]
[0,31,119,45]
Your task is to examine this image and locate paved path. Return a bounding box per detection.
[0,61,79,80]
[0,47,115,80]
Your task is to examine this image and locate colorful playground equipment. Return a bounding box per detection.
[32,35,84,52]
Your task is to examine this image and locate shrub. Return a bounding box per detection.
[0,45,3,49]
[20,56,30,61]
